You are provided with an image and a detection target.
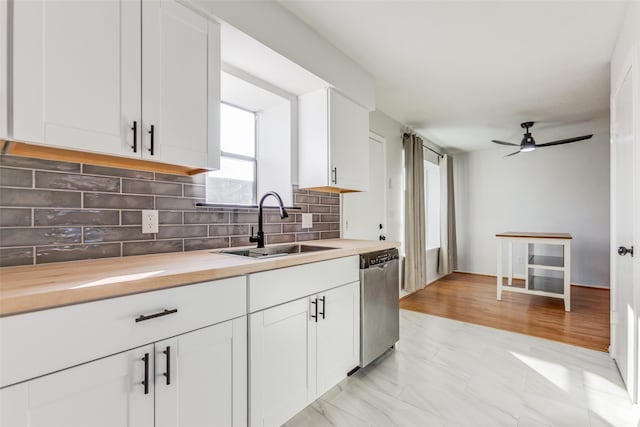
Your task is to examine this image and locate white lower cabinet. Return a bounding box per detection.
[249,281,360,427]
[316,282,360,397]
[0,317,247,427]
[155,318,247,427]
[0,344,155,427]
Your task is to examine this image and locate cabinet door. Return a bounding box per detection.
[155,317,247,427]
[316,281,361,396]
[0,344,154,427]
[329,89,369,192]
[249,297,316,427]
[11,0,141,156]
[142,0,220,169]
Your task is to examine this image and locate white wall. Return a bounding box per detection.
[191,0,375,110]
[369,110,446,286]
[453,117,611,287]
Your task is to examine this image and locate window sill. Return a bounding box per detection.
[195,202,301,210]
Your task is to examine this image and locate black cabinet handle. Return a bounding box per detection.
[331,167,337,184]
[319,296,326,319]
[141,353,149,395]
[148,125,155,156]
[135,308,178,323]
[310,298,318,322]
[163,346,171,385]
[131,121,137,153]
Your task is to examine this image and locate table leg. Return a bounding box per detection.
[564,241,571,311]
[507,241,513,286]
[497,239,503,300]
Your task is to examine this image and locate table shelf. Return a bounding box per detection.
[528,255,565,271]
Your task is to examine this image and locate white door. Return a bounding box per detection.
[0,0,8,140]
[316,282,360,396]
[342,135,386,239]
[155,318,247,427]
[249,297,316,427]
[611,61,638,401]
[11,0,141,156]
[0,344,154,427]
[329,89,369,191]
[142,0,220,169]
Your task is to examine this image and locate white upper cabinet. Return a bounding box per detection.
[11,0,141,157]
[9,0,220,169]
[142,0,220,169]
[298,88,369,192]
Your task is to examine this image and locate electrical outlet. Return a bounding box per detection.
[142,210,158,234]
[302,213,313,229]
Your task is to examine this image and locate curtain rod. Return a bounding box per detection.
[403,132,445,158]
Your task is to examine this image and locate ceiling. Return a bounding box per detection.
[279,0,628,152]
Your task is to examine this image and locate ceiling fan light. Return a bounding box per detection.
[521,145,536,153]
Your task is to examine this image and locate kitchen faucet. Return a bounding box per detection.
[250,191,288,248]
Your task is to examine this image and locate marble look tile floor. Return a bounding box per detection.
[284,310,640,427]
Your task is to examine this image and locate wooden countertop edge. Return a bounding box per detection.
[0,239,399,317]
[495,232,573,239]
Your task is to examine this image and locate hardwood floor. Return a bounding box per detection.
[400,272,610,352]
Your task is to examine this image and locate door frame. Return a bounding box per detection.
[610,44,640,403]
[340,131,387,239]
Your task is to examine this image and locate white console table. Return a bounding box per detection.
[496,232,572,311]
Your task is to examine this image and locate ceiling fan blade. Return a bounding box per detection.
[505,150,521,157]
[491,140,519,146]
[536,134,593,147]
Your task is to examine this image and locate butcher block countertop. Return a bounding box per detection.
[0,239,399,316]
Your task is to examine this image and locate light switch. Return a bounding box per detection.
[302,213,313,229]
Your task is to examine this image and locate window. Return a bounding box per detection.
[206,103,257,205]
[424,160,441,249]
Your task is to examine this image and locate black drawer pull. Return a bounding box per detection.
[135,308,178,323]
[131,121,137,153]
[319,296,326,319]
[310,298,318,322]
[148,124,155,156]
[163,346,171,385]
[141,352,149,395]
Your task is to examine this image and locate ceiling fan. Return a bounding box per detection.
[492,121,593,156]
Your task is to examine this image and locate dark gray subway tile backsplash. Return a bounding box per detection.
[0,155,341,267]
[0,208,32,227]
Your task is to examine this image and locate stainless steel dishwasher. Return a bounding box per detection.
[359,248,400,368]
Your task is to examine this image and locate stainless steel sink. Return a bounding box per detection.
[218,244,337,259]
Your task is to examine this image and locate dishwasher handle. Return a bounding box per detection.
[368,259,397,271]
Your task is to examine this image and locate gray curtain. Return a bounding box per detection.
[438,154,457,274]
[403,133,427,292]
